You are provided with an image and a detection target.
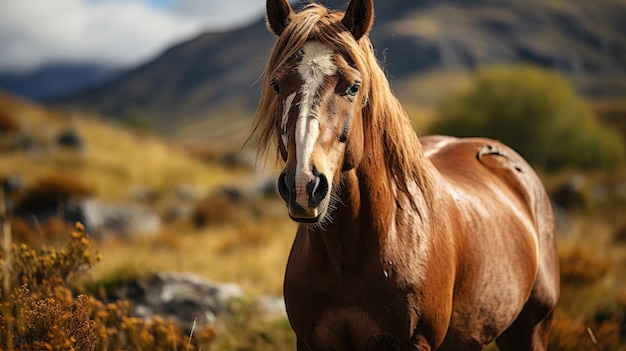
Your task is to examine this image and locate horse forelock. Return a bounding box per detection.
[250,2,434,209]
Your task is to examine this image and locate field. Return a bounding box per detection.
[1,90,626,350]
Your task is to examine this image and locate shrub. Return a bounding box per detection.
[10,280,97,351]
[430,65,625,171]
[88,298,215,351]
[11,217,75,247]
[549,310,620,351]
[15,173,93,214]
[1,223,99,350]
[192,194,239,228]
[6,222,100,291]
[560,245,612,286]
[0,110,19,134]
[0,223,217,350]
[614,225,626,243]
[215,224,271,255]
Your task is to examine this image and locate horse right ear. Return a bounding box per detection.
[267,0,294,36]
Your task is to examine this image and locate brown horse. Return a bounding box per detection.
[250,0,560,349]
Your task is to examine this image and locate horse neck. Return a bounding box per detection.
[303,168,382,277]
[305,114,432,276]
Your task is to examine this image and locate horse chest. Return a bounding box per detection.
[284,264,416,350]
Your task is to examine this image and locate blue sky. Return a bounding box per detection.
[0,0,266,73]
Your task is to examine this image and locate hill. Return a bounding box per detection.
[0,64,122,101]
[62,0,626,148]
[0,89,239,202]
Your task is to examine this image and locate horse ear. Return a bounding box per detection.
[341,0,374,40]
[266,0,294,36]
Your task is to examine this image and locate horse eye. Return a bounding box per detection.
[271,81,281,94]
[347,83,360,97]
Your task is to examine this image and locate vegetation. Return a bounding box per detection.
[0,221,296,350]
[0,111,19,134]
[429,65,625,171]
[15,172,93,214]
[0,223,218,350]
[2,67,626,349]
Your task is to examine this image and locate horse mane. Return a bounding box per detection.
[250,3,434,209]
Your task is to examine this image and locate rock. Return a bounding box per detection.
[65,197,161,238]
[125,272,245,330]
[175,184,205,201]
[130,185,159,202]
[106,272,288,331]
[1,174,24,194]
[217,171,278,203]
[257,295,288,319]
[551,173,590,211]
[56,129,85,151]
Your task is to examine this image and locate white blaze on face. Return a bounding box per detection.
[293,41,337,208]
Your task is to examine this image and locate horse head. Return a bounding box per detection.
[264,0,374,223]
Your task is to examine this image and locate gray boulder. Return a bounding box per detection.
[66,197,161,238]
[127,272,245,329]
[108,272,287,330]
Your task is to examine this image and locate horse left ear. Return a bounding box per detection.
[341,0,374,40]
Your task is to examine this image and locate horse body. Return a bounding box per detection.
[284,136,558,350]
[252,1,559,349]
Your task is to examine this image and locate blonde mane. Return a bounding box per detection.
[250,3,434,207]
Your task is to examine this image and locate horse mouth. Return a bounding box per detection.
[286,203,326,223]
[289,214,322,224]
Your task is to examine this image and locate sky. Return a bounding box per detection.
[0,0,266,73]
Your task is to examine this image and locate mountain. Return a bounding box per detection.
[63,0,626,148]
[0,64,123,102]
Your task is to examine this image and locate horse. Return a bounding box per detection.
[250,0,560,349]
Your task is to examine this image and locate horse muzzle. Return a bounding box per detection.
[278,169,329,223]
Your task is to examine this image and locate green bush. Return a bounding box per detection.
[429,65,625,170]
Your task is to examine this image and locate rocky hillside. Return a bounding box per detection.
[62,0,626,147]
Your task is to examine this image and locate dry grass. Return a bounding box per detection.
[0,93,244,203]
[89,209,296,296]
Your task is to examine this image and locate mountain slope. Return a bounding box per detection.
[64,0,626,147]
[65,22,273,135]
[0,64,122,101]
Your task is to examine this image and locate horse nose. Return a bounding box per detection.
[277,169,329,208]
[307,173,328,207]
[278,171,293,202]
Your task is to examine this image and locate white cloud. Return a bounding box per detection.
[171,0,264,26]
[0,0,265,73]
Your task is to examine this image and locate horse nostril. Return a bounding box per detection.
[307,174,329,207]
[278,172,291,202]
